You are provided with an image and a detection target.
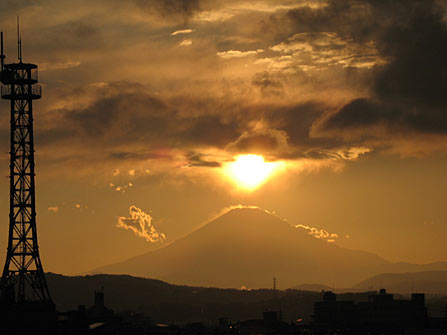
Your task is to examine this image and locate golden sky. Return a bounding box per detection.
[0,0,447,275]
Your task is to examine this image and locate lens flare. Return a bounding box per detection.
[225,154,283,191]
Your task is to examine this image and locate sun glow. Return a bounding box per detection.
[225,154,284,190]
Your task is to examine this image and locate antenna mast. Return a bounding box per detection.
[17,16,22,62]
[1,32,4,71]
[0,25,56,333]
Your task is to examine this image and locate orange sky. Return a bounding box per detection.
[0,0,447,275]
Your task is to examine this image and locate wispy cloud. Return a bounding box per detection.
[171,29,195,36]
[117,205,166,243]
[217,49,263,59]
[268,32,383,72]
[294,224,338,243]
[47,202,92,213]
[39,60,81,71]
[110,181,134,192]
[179,38,192,46]
[48,206,59,213]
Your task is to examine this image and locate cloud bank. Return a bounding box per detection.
[1,0,445,180]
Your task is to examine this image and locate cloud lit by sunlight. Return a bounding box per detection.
[171,29,195,36]
[179,39,192,47]
[295,224,339,243]
[224,154,285,191]
[47,206,59,213]
[117,205,166,243]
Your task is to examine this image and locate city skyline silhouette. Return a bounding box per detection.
[0,0,446,333]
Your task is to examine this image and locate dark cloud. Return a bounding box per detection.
[227,130,286,154]
[286,1,367,38]
[0,1,43,20]
[262,0,375,46]
[324,98,447,135]
[264,102,343,149]
[66,92,169,138]
[305,0,447,136]
[34,79,354,168]
[251,72,283,96]
[22,20,105,63]
[185,152,221,167]
[231,133,280,152]
[260,0,446,138]
[372,1,447,108]
[38,83,243,160]
[68,22,100,39]
[177,114,239,147]
[223,101,350,159]
[108,151,159,161]
[133,0,201,21]
[323,98,385,129]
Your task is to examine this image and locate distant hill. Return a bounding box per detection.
[93,208,447,289]
[353,271,447,294]
[45,272,325,323]
[288,283,372,294]
[45,272,447,324]
[289,284,333,292]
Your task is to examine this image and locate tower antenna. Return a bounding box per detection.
[0,27,56,333]
[17,16,22,62]
[1,31,4,71]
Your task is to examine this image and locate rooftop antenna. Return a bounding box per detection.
[1,31,4,71]
[17,16,22,62]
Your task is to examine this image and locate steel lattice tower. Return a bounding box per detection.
[0,29,52,306]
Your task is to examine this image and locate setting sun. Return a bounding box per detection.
[225,155,283,190]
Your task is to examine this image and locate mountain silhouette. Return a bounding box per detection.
[94,208,447,288]
[354,270,447,294]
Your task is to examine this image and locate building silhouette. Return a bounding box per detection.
[59,288,117,334]
[90,288,114,320]
[233,311,293,335]
[313,289,428,332]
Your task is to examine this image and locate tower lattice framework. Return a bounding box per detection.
[0,31,52,305]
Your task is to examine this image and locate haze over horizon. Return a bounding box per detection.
[0,0,446,279]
